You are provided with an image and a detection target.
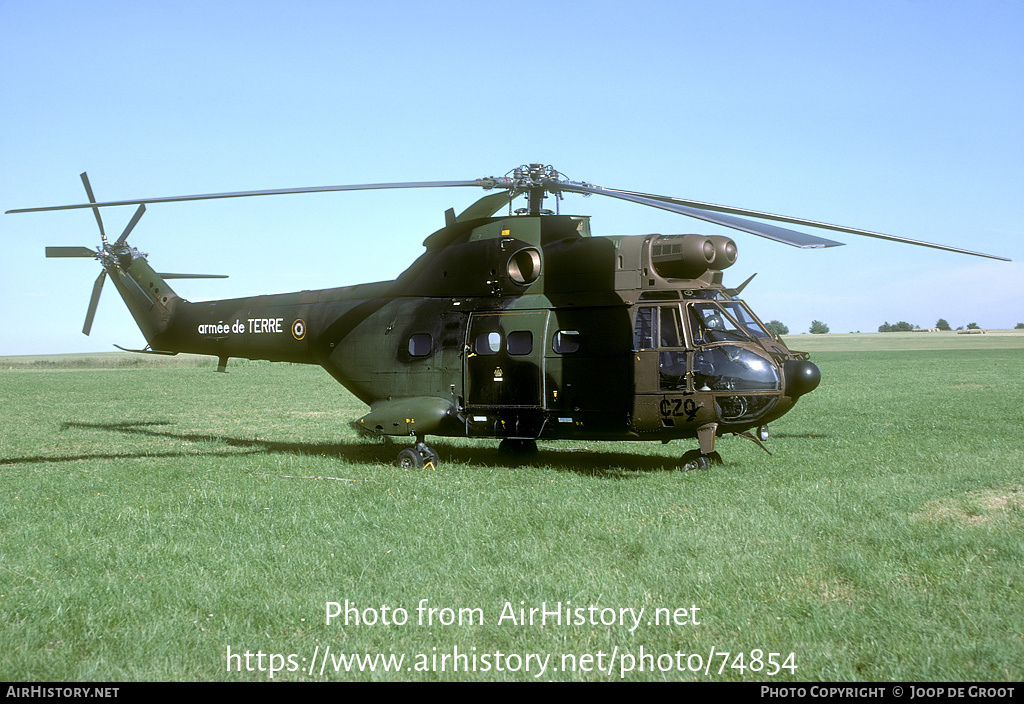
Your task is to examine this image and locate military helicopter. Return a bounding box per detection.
[7,164,1009,470]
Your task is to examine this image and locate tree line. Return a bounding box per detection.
[761,319,1024,336]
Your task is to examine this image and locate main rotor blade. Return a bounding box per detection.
[114,204,146,245]
[596,185,1011,261]
[80,172,107,242]
[558,182,845,249]
[46,246,96,258]
[157,273,228,279]
[83,270,106,336]
[7,179,488,214]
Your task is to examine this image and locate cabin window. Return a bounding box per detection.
[552,330,580,354]
[507,330,533,356]
[408,333,433,357]
[475,331,502,355]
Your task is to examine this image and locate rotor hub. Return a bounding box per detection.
[510,164,563,190]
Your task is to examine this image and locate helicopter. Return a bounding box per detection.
[7,164,1009,470]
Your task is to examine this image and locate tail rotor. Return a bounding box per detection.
[45,173,147,335]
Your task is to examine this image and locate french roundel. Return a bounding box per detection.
[291,319,306,340]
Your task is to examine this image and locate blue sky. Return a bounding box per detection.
[2,0,1022,355]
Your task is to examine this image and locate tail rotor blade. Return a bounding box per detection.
[46,246,96,258]
[83,270,106,336]
[114,204,146,245]
[80,172,107,243]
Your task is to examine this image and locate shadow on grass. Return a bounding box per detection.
[0,420,716,476]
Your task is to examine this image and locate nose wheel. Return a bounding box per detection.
[680,449,723,471]
[680,422,723,470]
[396,440,440,469]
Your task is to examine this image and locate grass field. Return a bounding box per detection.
[1,333,1022,681]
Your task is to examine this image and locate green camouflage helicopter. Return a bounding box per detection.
[8,164,1009,470]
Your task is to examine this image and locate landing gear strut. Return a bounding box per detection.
[397,438,439,469]
[681,422,723,470]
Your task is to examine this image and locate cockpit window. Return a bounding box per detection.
[634,305,685,350]
[634,306,689,391]
[720,302,773,339]
[687,302,752,344]
[660,306,683,347]
[693,346,780,392]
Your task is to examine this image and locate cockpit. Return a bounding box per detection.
[633,299,784,423]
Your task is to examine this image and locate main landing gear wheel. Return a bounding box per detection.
[680,449,723,471]
[397,442,439,469]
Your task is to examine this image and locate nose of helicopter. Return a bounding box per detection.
[783,359,821,398]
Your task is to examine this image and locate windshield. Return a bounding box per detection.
[687,302,752,344]
[720,302,773,339]
[692,345,781,392]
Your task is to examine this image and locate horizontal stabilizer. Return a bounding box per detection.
[113,344,178,356]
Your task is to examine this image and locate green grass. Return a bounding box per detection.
[782,328,1024,352]
[1,339,1022,681]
